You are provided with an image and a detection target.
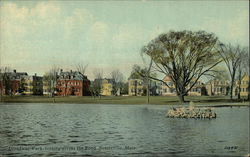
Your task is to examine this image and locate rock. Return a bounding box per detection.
[166,106,216,119]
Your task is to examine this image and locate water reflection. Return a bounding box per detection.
[0,103,249,156]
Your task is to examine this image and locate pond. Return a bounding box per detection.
[0,103,249,156]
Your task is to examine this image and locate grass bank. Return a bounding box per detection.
[0,95,249,106]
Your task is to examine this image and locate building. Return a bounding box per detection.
[92,78,116,96]
[101,78,114,96]
[23,74,43,95]
[206,80,229,96]
[0,69,28,95]
[149,80,162,96]
[42,75,51,96]
[56,70,90,96]
[161,76,206,96]
[161,76,176,96]
[128,79,144,96]
[188,79,207,96]
[236,74,249,97]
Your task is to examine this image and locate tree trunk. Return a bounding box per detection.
[248,54,250,100]
[135,80,137,96]
[238,71,242,100]
[147,78,150,104]
[248,82,250,101]
[230,83,233,100]
[230,73,235,100]
[178,94,185,103]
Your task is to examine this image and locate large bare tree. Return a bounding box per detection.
[0,67,11,97]
[110,69,124,96]
[219,44,243,100]
[236,47,249,100]
[91,69,103,98]
[141,30,222,103]
[44,65,60,97]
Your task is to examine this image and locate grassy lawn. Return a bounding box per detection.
[0,95,249,106]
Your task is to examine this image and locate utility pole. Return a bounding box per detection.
[147,59,153,104]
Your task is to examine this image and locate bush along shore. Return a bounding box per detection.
[166,103,217,119]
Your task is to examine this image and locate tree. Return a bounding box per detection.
[141,30,222,103]
[45,65,60,97]
[92,69,103,98]
[206,66,230,96]
[219,44,243,100]
[130,64,157,101]
[110,69,124,96]
[75,63,88,75]
[129,65,146,80]
[236,47,249,100]
[120,82,128,95]
[0,67,12,96]
[129,65,156,81]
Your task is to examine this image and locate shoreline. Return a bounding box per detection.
[0,96,249,107]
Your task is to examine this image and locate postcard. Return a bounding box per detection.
[0,1,249,157]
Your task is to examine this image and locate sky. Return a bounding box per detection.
[0,0,249,80]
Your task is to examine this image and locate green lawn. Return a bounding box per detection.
[1,95,249,106]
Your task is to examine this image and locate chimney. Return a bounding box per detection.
[34,73,37,76]
[13,69,16,73]
[60,69,63,73]
[70,70,72,73]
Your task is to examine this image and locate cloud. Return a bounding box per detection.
[0,2,63,41]
[198,9,249,45]
[227,10,249,44]
[0,1,248,78]
[111,24,148,51]
[30,2,61,19]
[87,21,109,43]
[64,9,94,39]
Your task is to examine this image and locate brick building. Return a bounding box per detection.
[0,69,28,95]
[56,70,90,96]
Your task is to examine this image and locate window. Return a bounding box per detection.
[168,82,173,86]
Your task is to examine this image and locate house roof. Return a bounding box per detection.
[58,71,88,80]
[163,76,172,82]
[0,71,28,80]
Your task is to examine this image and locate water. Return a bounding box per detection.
[0,103,249,157]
